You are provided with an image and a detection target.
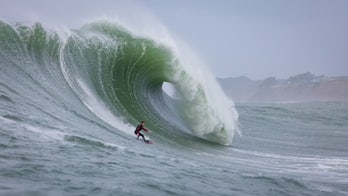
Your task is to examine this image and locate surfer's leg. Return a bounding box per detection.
[139,133,146,141]
[135,131,140,139]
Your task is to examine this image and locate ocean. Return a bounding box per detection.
[0,20,347,196]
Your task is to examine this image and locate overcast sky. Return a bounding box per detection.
[1,0,347,79]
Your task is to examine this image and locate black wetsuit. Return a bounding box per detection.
[134,124,148,141]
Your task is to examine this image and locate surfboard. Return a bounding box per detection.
[146,141,153,144]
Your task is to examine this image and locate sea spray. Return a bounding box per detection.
[167,41,239,145]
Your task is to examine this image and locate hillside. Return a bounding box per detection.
[218,72,348,102]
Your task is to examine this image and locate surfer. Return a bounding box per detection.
[134,121,149,142]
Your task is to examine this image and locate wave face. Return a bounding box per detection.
[0,20,238,145]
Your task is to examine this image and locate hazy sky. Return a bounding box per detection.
[1,0,347,79]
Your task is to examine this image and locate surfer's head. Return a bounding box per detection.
[141,121,145,125]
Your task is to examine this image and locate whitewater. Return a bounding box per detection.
[0,20,347,196]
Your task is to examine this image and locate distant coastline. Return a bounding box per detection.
[218,72,348,103]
